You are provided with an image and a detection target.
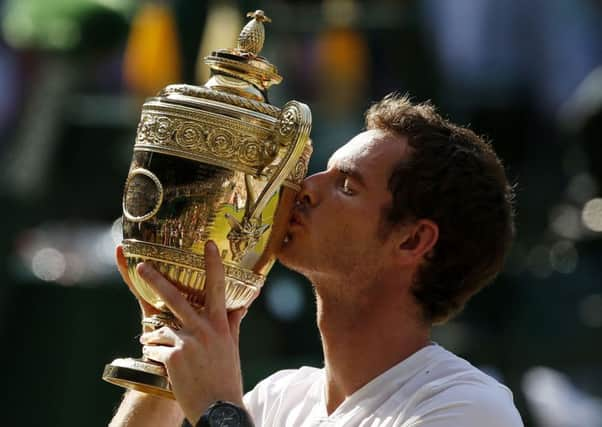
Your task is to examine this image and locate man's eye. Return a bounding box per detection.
[341,177,354,195]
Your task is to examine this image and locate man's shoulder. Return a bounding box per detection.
[400,345,523,426]
[404,380,523,427]
[416,344,517,404]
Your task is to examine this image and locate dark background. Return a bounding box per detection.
[0,1,601,426]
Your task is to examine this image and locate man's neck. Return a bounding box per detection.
[314,281,431,415]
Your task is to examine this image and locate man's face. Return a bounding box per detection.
[278,129,408,290]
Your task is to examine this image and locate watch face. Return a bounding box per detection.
[209,405,242,427]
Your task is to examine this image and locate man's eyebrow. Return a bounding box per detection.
[342,166,366,187]
[330,161,366,187]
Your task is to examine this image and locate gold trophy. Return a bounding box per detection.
[102,10,312,399]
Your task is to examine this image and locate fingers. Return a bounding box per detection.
[142,344,173,364]
[140,327,180,346]
[137,262,199,327]
[136,241,235,336]
[204,241,227,324]
[141,328,188,365]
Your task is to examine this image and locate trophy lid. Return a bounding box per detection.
[140,8,311,178]
[202,9,282,101]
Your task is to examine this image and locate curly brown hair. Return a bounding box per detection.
[366,94,515,324]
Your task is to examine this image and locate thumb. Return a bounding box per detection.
[204,240,227,323]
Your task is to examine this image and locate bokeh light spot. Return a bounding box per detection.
[549,204,583,239]
[31,247,66,282]
[549,241,578,274]
[567,172,598,204]
[582,198,602,232]
[265,279,305,322]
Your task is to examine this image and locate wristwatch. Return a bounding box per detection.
[195,401,254,427]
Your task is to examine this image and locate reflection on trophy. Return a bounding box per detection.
[102,9,312,399]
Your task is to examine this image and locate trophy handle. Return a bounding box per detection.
[247,101,312,220]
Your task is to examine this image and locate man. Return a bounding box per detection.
[110,94,522,426]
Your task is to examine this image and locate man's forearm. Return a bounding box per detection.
[109,390,185,427]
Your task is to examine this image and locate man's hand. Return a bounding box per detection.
[137,240,247,425]
[111,245,184,427]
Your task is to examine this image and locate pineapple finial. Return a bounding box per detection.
[237,10,272,56]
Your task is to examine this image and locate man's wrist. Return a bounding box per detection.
[188,401,253,427]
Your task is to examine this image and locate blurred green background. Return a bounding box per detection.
[0,0,601,426]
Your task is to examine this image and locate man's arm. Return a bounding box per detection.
[109,242,248,425]
[109,390,184,427]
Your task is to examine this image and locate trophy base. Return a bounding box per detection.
[103,357,174,400]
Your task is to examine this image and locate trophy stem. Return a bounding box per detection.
[102,312,179,399]
[142,312,182,331]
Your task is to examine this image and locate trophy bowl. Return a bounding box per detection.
[102,10,312,399]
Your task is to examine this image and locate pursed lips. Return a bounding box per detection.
[289,210,307,229]
[284,210,306,244]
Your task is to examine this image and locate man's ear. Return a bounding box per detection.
[396,219,439,265]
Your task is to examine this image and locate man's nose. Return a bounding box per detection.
[296,172,323,207]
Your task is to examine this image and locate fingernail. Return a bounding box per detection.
[137,262,149,276]
[205,240,218,254]
[139,333,149,344]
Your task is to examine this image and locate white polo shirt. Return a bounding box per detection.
[243,344,523,426]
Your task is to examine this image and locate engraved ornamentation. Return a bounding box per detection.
[278,107,297,138]
[286,143,313,187]
[175,122,205,148]
[137,114,154,141]
[122,240,264,288]
[239,137,263,165]
[288,157,308,185]
[135,104,276,174]
[208,129,236,158]
[225,215,270,262]
[155,117,173,142]
[265,140,278,158]
[261,164,279,179]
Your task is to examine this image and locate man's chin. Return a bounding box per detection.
[276,256,307,277]
[276,243,295,266]
[276,239,304,271]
